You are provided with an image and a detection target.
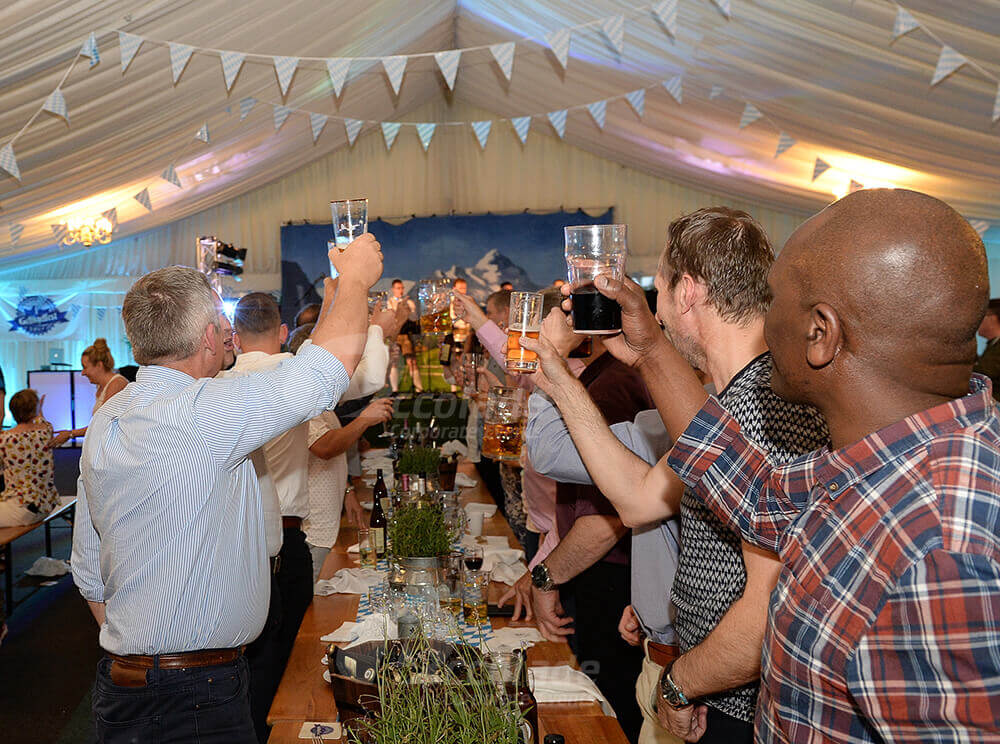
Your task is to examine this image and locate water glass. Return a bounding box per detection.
[357,527,375,568]
[330,198,368,248]
[506,292,544,374]
[367,582,389,614]
[462,570,490,626]
[564,224,628,335]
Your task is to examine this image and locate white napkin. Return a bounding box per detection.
[490,561,528,586]
[320,613,398,648]
[531,665,616,717]
[464,502,497,519]
[314,567,384,595]
[361,456,394,473]
[25,556,71,577]
[440,440,468,459]
[460,535,524,572]
[455,472,478,488]
[489,626,545,651]
[362,471,395,489]
[346,543,359,554]
[362,448,390,459]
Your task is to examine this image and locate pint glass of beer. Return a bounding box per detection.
[506,292,544,373]
[330,198,368,249]
[417,279,453,334]
[482,386,526,461]
[564,224,628,334]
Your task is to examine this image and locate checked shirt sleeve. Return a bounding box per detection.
[848,550,1000,742]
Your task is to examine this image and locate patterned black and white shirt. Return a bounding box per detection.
[671,352,830,722]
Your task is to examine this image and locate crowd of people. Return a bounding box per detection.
[0,187,997,744]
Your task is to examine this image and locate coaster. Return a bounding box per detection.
[298,721,341,740]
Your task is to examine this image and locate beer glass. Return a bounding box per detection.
[462,569,490,625]
[330,198,368,248]
[357,527,375,568]
[506,292,544,374]
[462,352,484,396]
[417,279,453,334]
[482,386,525,462]
[564,224,628,334]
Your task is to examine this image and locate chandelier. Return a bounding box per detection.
[62,215,114,247]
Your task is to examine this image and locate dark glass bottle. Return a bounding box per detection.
[439,330,454,366]
[512,648,539,744]
[373,469,390,515]
[369,475,387,559]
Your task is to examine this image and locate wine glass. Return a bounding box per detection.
[464,546,484,572]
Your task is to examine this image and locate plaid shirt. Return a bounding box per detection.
[668,375,1000,743]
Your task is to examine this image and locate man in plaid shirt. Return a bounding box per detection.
[571,189,1000,742]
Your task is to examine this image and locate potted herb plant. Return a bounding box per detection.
[396,446,441,480]
[388,504,453,589]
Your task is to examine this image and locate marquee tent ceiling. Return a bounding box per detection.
[0,0,997,262]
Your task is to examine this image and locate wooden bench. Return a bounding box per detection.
[0,496,77,615]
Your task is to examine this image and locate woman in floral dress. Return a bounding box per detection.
[0,389,59,527]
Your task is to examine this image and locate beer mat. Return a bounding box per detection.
[298,721,341,740]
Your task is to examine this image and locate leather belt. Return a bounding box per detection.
[645,639,680,669]
[282,516,303,529]
[107,647,245,688]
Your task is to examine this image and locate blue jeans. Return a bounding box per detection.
[92,655,256,744]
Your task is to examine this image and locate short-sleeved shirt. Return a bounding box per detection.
[303,411,348,550]
[0,420,59,516]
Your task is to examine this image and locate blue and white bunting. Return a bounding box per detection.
[471,120,492,149]
[310,113,328,143]
[587,100,607,129]
[600,15,625,56]
[547,110,568,139]
[931,45,967,86]
[739,102,762,129]
[220,51,245,92]
[382,56,407,95]
[652,0,678,38]
[119,32,143,74]
[273,56,299,96]
[545,28,572,70]
[344,118,364,146]
[416,122,436,152]
[51,224,68,244]
[490,42,515,81]
[195,123,209,144]
[80,32,100,68]
[9,224,23,244]
[774,132,796,157]
[812,158,831,182]
[161,164,182,188]
[134,188,152,212]
[169,42,195,84]
[239,97,257,122]
[969,220,990,238]
[0,143,21,181]
[663,74,683,104]
[625,89,645,119]
[43,89,69,123]
[709,85,724,100]
[273,104,293,131]
[381,121,402,150]
[434,50,461,90]
[993,84,1000,123]
[102,208,118,228]
[891,7,920,40]
[326,58,351,97]
[511,116,531,144]
[712,0,732,19]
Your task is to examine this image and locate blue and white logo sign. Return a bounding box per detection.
[9,295,69,336]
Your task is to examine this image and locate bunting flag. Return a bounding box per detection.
[711,0,732,19]
[161,164,182,188]
[381,121,401,150]
[97,308,107,321]
[195,123,210,143]
[849,179,865,193]
[931,46,967,86]
[239,96,257,121]
[383,56,407,95]
[51,224,68,244]
[326,58,351,97]
[812,158,831,182]
[652,0,678,38]
[625,89,645,119]
[43,89,69,123]
[0,143,21,181]
[663,74,683,104]
[587,100,607,129]
[220,51,245,92]
[600,15,626,56]
[102,208,118,228]
[545,28,572,69]
[134,187,152,212]
[119,32,143,73]
[416,122,436,152]
[273,104,293,131]
[9,224,23,244]
[993,84,1000,123]
[774,132,796,157]
[309,112,328,143]
[273,56,299,96]
[490,42,515,81]
[344,118,364,146]
[969,220,990,238]
[892,6,920,40]
[547,110,568,139]
[434,50,461,90]
[739,102,762,128]
[511,116,531,144]
[471,120,492,149]
[709,85,724,100]
[169,42,195,84]
[80,32,100,67]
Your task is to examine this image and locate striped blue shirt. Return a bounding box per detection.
[71,344,349,655]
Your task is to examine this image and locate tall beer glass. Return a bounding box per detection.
[330,198,368,248]
[482,386,525,462]
[564,224,628,334]
[506,292,544,374]
[418,279,453,334]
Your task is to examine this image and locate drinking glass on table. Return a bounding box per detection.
[357,527,376,568]
[482,386,526,462]
[464,546,484,572]
[506,292,544,374]
[564,224,628,334]
[330,198,368,249]
[462,569,490,626]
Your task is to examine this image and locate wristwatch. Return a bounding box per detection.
[659,662,690,709]
[531,562,557,592]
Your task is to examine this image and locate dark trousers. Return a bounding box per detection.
[568,560,643,744]
[246,527,313,743]
[92,655,255,744]
[475,458,506,518]
[702,706,754,744]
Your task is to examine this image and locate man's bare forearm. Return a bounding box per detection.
[312,277,369,376]
[638,338,709,444]
[88,600,106,627]
[544,515,628,585]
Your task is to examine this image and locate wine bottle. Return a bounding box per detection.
[439,330,454,366]
[373,469,390,514]
[513,648,539,744]
[370,477,387,559]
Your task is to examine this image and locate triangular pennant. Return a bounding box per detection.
[344,118,364,146]
[931,45,967,86]
[652,0,678,38]
[102,208,118,228]
[133,187,152,212]
[416,122,436,152]
[381,121,402,150]
[739,102,762,129]
[43,89,68,123]
[161,164,182,188]
[812,158,831,182]
[382,56,407,95]
[709,85,724,100]
[511,116,531,144]
[434,50,461,90]
[625,89,645,119]
[712,0,732,18]
[587,100,608,130]
[663,75,683,104]
[326,58,351,97]
[168,42,195,84]
[80,32,100,67]
[471,120,492,149]
[892,7,920,40]
[309,112,328,143]
[0,143,21,180]
[273,104,293,131]
[547,110,568,139]
[849,179,865,193]
[118,32,143,74]
[545,27,572,69]
[600,15,625,56]
[239,96,256,121]
[490,42,515,81]
[195,123,210,143]
[273,56,299,97]
[994,84,1000,123]
[9,223,23,244]
[774,132,796,157]
[969,220,990,238]
[51,224,68,243]
[220,51,245,92]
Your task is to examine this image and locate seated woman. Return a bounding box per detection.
[49,338,128,447]
[0,390,60,527]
